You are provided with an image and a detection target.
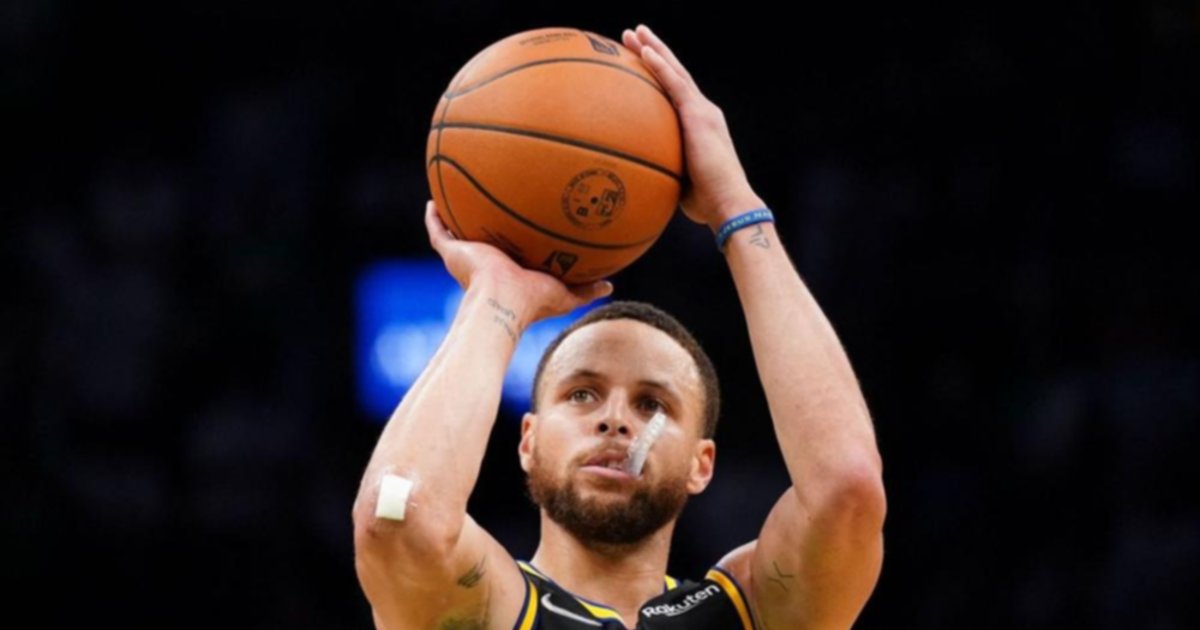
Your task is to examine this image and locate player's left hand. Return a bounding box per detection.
[424,200,613,325]
[621,24,766,232]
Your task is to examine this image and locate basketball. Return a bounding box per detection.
[426,26,683,284]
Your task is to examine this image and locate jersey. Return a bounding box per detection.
[510,560,757,630]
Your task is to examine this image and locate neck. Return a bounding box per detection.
[530,510,675,621]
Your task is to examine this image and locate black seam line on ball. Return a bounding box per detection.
[444,57,670,104]
[429,122,682,183]
[435,113,467,238]
[427,154,659,251]
[433,53,482,239]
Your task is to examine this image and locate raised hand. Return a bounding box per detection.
[621,24,766,232]
[424,200,613,325]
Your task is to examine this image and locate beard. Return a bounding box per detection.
[525,447,690,548]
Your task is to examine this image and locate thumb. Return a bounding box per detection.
[569,279,614,304]
[425,200,451,250]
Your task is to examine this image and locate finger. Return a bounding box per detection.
[567,279,614,305]
[621,28,643,55]
[634,24,695,86]
[424,200,451,249]
[640,45,694,106]
[623,27,696,106]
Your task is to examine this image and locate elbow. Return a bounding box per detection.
[837,464,887,530]
[802,456,887,531]
[830,458,888,528]
[352,497,464,562]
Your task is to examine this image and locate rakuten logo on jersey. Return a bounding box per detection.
[642,584,721,617]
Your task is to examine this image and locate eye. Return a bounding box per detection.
[639,397,666,413]
[568,389,595,403]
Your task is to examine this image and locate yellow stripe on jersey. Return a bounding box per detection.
[665,575,679,591]
[518,561,623,623]
[706,567,755,630]
[517,560,547,581]
[575,599,624,621]
[514,575,538,630]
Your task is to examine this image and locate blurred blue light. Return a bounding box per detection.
[355,259,608,422]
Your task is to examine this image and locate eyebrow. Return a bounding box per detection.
[559,368,684,406]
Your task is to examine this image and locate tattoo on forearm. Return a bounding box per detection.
[456,556,486,588]
[486,297,516,321]
[491,315,517,341]
[767,560,795,592]
[486,297,519,341]
[748,224,770,249]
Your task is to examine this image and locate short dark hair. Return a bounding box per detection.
[530,300,721,439]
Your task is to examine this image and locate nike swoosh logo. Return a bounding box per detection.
[540,593,603,627]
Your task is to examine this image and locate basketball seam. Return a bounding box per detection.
[433,45,486,239]
[429,154,662,251]
[444,57,670,105]
[429,121,682,182]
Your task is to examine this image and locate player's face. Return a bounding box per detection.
[520,319,716,546]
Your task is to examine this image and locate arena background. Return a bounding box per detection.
[4,1,1197,627]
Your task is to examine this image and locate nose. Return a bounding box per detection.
[595,419,631,437]
[594,397,632,438]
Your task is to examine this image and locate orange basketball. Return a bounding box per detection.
[426,26,683,284]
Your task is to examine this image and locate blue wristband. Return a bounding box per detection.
[714,207,774,250]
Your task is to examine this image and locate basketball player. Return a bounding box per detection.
[353,24,885,629]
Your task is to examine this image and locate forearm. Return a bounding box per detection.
[353,278,529,544]
[717,199,882,505]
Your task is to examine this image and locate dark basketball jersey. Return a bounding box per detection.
[510,560,757,630]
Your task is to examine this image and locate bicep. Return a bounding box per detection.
[731,487,884,630]
[355,514,527,629]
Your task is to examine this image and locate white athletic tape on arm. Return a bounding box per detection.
[624,410,668,477]
[375,473,415,521]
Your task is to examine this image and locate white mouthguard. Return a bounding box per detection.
[624,410,668,477]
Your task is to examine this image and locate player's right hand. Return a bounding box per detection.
[424,199,614,325]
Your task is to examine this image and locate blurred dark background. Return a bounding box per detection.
[4,0,1198,627]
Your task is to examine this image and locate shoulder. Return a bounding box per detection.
[710,540,760,629]
[700,563,757,630]
[714,539,757,590]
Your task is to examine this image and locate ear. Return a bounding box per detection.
[686,438,716,495]
[518,411,537,472]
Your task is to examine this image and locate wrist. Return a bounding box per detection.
[707,192,767,234]
[465,274,536,333]
[714,207,774,252]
